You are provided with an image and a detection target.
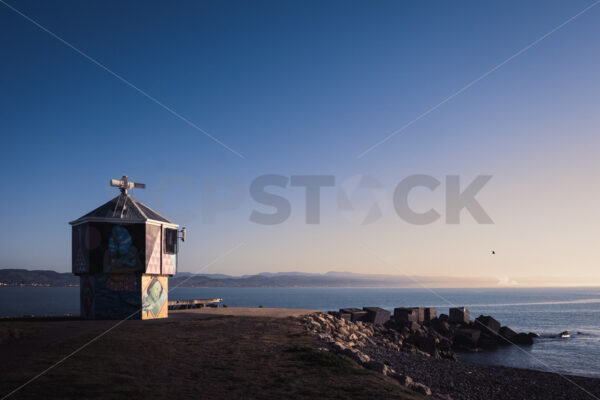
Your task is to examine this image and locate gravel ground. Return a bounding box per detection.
[362,343,600,400]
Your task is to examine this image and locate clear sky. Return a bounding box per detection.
[1,0,599,286]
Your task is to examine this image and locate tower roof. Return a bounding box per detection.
[69,193,176,226]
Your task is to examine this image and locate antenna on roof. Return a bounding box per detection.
[110,175,146,195]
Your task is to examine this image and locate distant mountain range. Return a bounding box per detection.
[0,268,495,288]
[0,269,79,287]
[171,271,495,288]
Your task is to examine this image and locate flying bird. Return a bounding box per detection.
[491,250,496,255]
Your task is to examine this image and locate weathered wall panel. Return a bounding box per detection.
[145,224,162,274]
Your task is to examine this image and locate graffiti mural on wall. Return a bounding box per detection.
[73,223,145,275]
[79,274,142,320]
[74,221,172,320]
[141,275,168,319]
[104,225,144,273]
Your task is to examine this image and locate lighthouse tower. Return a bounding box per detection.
[70,176,183,320]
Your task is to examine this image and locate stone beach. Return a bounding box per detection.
[301,307,600,399]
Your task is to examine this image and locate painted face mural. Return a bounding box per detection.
[142,277,167,318]
[103,225,142,273]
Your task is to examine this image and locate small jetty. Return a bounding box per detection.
[167,298,223,310]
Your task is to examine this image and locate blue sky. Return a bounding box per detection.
[1,1,599,285]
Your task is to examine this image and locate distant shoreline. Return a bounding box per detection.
[1,268,598,288]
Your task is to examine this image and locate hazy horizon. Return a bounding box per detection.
[2,267,598,288]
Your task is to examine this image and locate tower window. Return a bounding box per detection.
[165,228,177,254]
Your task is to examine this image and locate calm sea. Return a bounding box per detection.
[1,286,598,378]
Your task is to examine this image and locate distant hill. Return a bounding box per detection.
[170,271,494,288]
[0,269,79,287]
[0,269,494,288]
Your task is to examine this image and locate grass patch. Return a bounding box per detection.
[285,345,355,372]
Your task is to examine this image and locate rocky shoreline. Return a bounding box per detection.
[301,307,600,399]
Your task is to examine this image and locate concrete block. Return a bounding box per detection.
[339,313,351,320]
[328,311,350,320]
[340,308,369,322]
[449,307,470,324]
[423,307,437,321]
[413,307,425,322]
[475,315,501,334]
[362,307,391,325]
[349,310,369,322]
[340,307,361,314]
[394,307,418,323]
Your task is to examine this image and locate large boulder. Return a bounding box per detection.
[398,320,421,332]
[392,373,413,387]
[438,337,455,359]
[342,347,371,364]
[365,361,394,376]
[362,307,391,325]
[513,332,534,346]
[414,334,438,356]
[391,373,432,396]
[411,382,432,396]
[453,328,481,348]
[474,315,501,334]
[449,307,470,324]
[430,318,451,336]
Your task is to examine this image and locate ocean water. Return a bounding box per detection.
[0,286,598,378]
